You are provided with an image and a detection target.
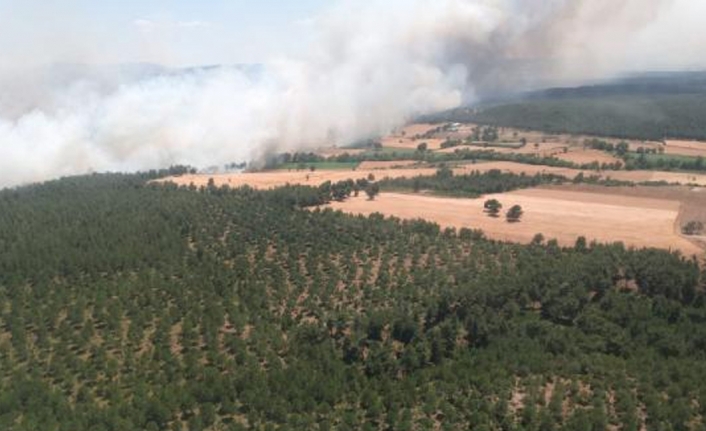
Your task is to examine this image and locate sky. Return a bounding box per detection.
[0,0,330,69]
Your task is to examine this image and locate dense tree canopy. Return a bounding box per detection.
[422,73,706,141]
[0,171,704,430]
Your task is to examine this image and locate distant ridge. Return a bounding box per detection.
[420,71,706,141]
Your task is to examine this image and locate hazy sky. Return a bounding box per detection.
[0,0,705,188]
[0,0,329,68]
[0,0,704,71]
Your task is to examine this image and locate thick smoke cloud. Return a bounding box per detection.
[0,0,690,188]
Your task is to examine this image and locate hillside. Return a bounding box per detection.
[1,172,705,430]
[425,72,706,141]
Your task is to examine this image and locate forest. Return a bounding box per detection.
[423,73,706,141]
[1,170,706,430]
[429,95,706,142]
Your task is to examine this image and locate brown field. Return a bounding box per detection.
[435,142,568,157]
[555,149,622,165]
[326,189,703,255]
[381,137,447,150]
[437,143,624,166]
[157,167,438,190]
[546,184,706,247]
[664,140,706,157]
[513,143,568,156]
[158,161,706,191]
[457,161,706,186]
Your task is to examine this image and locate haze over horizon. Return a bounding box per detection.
[0,0,705,188]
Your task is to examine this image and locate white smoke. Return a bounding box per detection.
[0,0,688,188]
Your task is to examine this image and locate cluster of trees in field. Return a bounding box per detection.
[585,139,632,156]
[623,152,706,172]
[483,199,524,222]
[378,167,566,198]
[584,138,706,172]
[470,126,499,142]
[1,172,705,430]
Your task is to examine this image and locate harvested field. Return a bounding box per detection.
[434,142,567,157]
[514,143,568,156]
[357,160,420,170]
[326,190,703,255]
[612,170,706,185]
[158,167,439,190]
[533,184,706,252]
[159,161,706,191]
[457,161,706,186]
[381,137,446,150]
[664,140,706,157]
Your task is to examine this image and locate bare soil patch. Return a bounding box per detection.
[326,190,702,255]
[664,140,706,157]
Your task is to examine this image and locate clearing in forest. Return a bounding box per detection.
[326,189,703,255]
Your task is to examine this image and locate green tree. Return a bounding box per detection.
[616,141,629,156]
[365,183,380,200]
[682,221,704,235]
[483,199,503,217]
[506,205,523,222]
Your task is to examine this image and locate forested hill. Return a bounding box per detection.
[424,72,706,141]
[1,172,706,430]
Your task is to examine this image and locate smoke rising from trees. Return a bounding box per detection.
[0,0,697,187]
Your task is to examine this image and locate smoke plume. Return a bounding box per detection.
[0,0,693,188]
